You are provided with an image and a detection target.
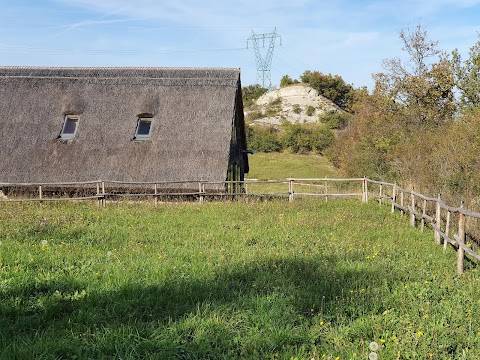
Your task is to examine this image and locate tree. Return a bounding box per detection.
[450,35,480,112]
[242,84,268,108]
[300,71,354,110]
[280,75,294,87]
[375,24,455,125]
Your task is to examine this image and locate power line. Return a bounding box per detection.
[272,53,303,77]
[0,44,246,56]
[277,45,317,72]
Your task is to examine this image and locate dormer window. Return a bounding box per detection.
[134,115,153,140]
[60,115,79,140]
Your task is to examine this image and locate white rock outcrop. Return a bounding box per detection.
[246,84,342,126]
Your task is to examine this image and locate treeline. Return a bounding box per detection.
[247,121,335,154]
[329,25,480,206]
[244,24,480,206]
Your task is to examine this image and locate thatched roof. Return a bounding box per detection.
[0,66,247,184]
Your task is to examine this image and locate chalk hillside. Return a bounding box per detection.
[245,84,343,126]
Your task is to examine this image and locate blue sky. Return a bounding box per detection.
[1,0,479,89]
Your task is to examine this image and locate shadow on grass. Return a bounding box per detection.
[1,256,403,359]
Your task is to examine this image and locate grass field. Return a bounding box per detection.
[246,152,338,180]
[1,199,480,359]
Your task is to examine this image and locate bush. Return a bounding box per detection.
[246,122,335,155]
[318,111,349,129]
[242,84,268,108]
[280,75,294,88]
[312,127,335,153]
[281,123,334,154]
[246,110,264,122]
[246,125,283,153]
[265,97,283,117]
[292,104,302,114]
[306,105,315,117]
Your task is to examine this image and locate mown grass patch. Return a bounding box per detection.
[1,200,479,359]
[246,152,338,180]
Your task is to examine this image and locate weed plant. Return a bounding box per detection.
[1,200,479,359]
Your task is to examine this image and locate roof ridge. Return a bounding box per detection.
[0,66,241,80]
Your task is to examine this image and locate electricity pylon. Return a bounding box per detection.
[247,28,281,88]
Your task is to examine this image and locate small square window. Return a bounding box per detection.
[60,115,79,140]
[134,117,153,140]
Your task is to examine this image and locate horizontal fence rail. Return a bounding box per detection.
[1,177,479,274]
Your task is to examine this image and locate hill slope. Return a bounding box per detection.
[246,84,342,126]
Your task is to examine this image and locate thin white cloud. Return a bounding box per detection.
[62,19,132,32]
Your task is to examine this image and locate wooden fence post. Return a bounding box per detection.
[410,188,416,228]
[324,178,328,202]
[96,182,101,207]
[288,180,294,202]
[457,202,465,275]
[101,181,106,207]
[379,184,383,205]
[400,190,404,217]
[420,199,427,233]
[362,177,368,203]
[444,211,451,253]
[434,194,441,246]
[391,182,396,214]
[199,182,204,203]
[154,183,158,206]
[39,185,43,202]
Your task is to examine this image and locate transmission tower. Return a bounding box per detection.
[247,28,281,88]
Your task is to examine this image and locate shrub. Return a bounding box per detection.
[318,111,349,129]
[280,75,294,88]
[292,104,302,114]
[281,123,334,154]
[312,127,335,154]
[265,97,283,117]
[242,84,268,108]
[246,110,264,122]
[306,105,315,117]
[246,125,283,153]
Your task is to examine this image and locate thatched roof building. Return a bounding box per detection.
[0,67,249,188]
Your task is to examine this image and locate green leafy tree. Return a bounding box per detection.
[375,24,455,125]
[300,71,354,109]
[280,75,294,88]
[450,35,480,112]
[242,84,268,108]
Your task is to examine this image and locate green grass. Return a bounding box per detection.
[246,152,338,180]
[1,200,480,359]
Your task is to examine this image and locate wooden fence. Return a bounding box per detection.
[1,177,479,274]
[365,180,480,276]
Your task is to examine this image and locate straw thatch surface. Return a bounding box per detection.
[0,67,247,185]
